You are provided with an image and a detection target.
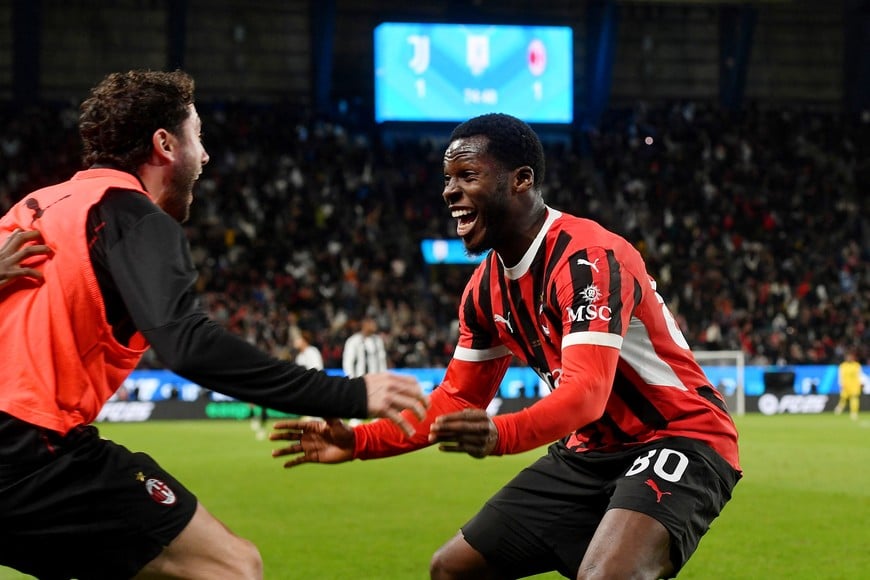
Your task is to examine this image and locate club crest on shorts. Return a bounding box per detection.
[144,477,177,505]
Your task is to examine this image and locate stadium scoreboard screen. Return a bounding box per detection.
[374,22,574,124]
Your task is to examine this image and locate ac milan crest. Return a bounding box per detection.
[527,39,547,76]
[145,477,177,505]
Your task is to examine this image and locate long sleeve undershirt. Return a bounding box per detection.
[87,186,367,418]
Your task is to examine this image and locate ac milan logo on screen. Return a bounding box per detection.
[527,39,547,76]
[145,477,177,506]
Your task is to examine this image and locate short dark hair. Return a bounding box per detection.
[79,70,195,173]
[449,113,545,184]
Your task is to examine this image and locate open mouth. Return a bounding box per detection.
[452,208,479,237]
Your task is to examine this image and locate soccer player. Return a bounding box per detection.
[342,314,389,378]
[271,113,742,579]
[834,349,862,420]
[0,228,52,289]
[0,70,427,580]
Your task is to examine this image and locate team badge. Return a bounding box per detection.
[145,477,177,505]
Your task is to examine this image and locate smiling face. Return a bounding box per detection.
[442,135,515,256]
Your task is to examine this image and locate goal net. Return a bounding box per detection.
[693,350,746,417]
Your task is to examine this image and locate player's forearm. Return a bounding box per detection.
[491,348,617,455]
[144,317,368,418]
[353,356,511,459]
[491,381,607,455]
[352,386,468,459]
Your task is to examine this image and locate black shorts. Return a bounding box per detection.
[0,413,197,580]
[461,437,741,579]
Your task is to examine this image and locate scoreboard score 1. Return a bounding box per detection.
[374,22,574,124]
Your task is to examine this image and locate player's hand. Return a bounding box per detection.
[0,229,52,289]
[362,372,428,437]
[429,408,498,459]
[270,418,355,468]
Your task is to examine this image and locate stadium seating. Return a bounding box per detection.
[1,101,866,369]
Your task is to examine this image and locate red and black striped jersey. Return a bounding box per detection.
[454,208,739,468]
[354,207,739,471]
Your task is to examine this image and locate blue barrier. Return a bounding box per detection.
[119,364,865,402]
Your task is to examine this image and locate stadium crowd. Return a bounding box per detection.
[1,100,867,369]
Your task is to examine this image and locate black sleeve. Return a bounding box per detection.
[91,189,368,418]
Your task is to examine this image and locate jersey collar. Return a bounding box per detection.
[501,206,562,280]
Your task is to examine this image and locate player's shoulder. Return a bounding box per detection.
[551,211,618,243]
[549,212,650,284]
[97,187,163,225]
[550,212,636,257]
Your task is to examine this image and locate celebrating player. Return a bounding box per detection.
[272,113,741,579]
[0,70,427,580]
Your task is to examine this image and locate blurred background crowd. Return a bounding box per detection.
[1,99,866,370]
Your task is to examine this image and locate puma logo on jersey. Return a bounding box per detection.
[494,312,513,334]
[576,257,600,273]
[25,194,72,224]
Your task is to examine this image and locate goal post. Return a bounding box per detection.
[693,349,746,417]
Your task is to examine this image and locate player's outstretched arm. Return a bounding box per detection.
[0,229,52,289]
[270,418,354,468]
[362,372,428,437]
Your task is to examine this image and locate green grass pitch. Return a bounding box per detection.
[2,413,868,579]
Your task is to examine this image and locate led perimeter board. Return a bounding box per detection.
[374,22,574,124]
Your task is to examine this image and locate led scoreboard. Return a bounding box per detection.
[374,22,574,124]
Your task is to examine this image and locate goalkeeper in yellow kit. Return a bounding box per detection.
[835,350,863,420]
